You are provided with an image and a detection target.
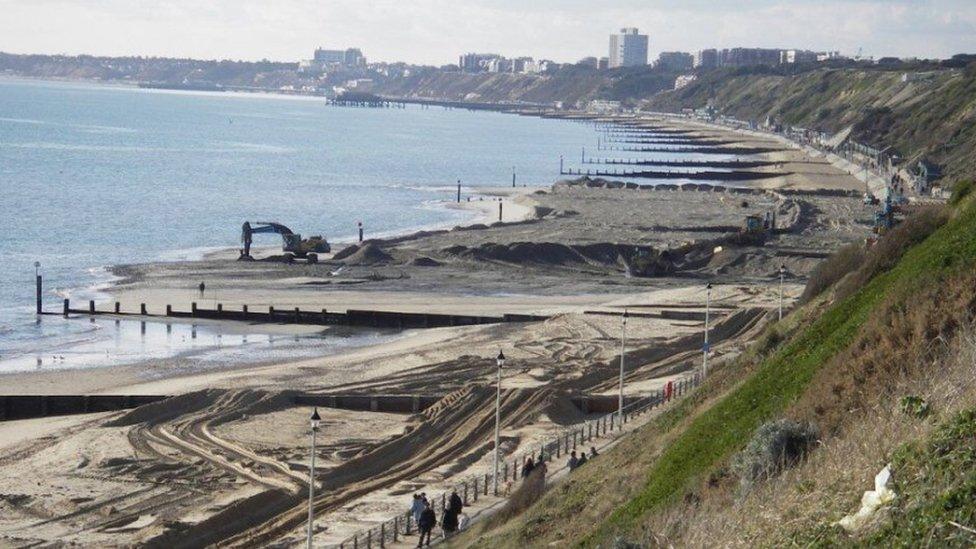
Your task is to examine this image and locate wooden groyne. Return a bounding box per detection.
[44,300,548,329]
[0,395,168,421]
[560,166,787,181]
[0,392,643,422]
[601,138,735,146]
[583,157,777,169]
[600,144,783,155]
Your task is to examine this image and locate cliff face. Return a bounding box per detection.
[644,66,976,180]
[372,68,608,106]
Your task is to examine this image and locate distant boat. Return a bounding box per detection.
[138,81,224,92]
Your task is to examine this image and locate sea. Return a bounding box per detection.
[0,78,610,375]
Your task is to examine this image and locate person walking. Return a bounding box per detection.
[417,501,437,547]
[522,456,535,479]
[442,504,459,539]
[567,450,578,471]
[198,281,206,296]
[448,489,463,515]
[410,494,424,530]
[590,446,599,459]
[577,452,588,467]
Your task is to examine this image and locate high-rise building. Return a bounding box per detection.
[608,28,648,68]
[694,49,718,68]
[656,51,694,71]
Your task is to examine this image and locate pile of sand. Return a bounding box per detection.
[336,243,393,266]
[410,256,442,267]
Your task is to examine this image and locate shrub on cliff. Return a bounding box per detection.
[731,419,819,495]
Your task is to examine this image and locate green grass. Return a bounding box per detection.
[582,198,976,545]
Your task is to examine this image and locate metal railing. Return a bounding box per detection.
[333,373,702,548]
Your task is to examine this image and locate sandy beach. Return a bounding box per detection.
[0,115,877,547]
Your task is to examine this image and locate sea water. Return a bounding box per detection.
[0,78,607,373]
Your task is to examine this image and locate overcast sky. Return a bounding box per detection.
[2,0,975,65]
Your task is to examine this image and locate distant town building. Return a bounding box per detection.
[314,48,345,64]
[598,57,610,70]
[313,47,366,68]
[656,51,694,71]
[674,74,697,90]
[343,48,366,68]
[587,99,622,113]
[511,57,533,73]
[458,53,502,72]
[719,48,782,67]
[694,49,719,69]
[817,51,844,62]
[608,28,648,68]
[780,49,819,64]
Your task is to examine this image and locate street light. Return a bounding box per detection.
[703,283,712,378]
[619,309,628,425]
[307,407,321,549]
[778,265,787,321]
[493,350,505,495]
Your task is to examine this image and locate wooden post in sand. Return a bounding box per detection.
[63,298,69,317]
[498,201,503,222]
[456,180,461,203]
[115,302,121,314]
[89,300,95,315]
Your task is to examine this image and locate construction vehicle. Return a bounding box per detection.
[873,198,895,234]
[240,221,330,261]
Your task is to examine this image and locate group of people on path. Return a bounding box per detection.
[410,490,467,547]
[567,446,598,471]
[407,445,601,546]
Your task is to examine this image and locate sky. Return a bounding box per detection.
[1,0,975,65]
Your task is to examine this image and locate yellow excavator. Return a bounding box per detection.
[239,221,330,262]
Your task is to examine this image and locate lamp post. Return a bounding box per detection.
[493,350,505,495]
[778,265,786,321]
[703,283,712,378]
[619,309,628,424]
[307,407,321,549]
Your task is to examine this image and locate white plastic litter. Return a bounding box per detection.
[835,464,897,531]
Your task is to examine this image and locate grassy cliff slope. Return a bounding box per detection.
[645,66,976,181]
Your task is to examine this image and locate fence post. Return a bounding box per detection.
[405,511,412,534]
[441,492,446,511]
[484,473,489,495]
[366,529,371,549]
[463,482,469,504]
[473,478,479,501]
[380,523,385,548]
[354,535,358,549]
[394,516,398,542]
[504,461,508,482]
